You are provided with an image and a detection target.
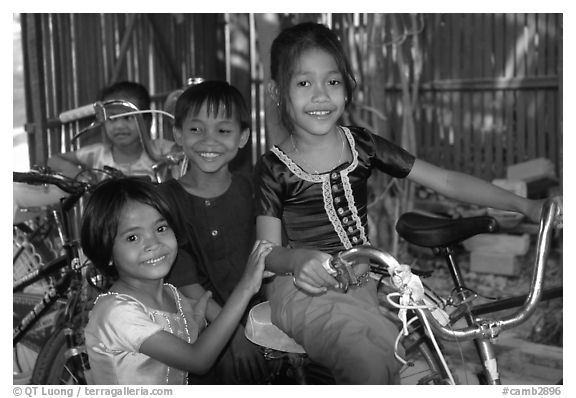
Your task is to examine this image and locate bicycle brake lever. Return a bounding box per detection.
[329,254,357,293]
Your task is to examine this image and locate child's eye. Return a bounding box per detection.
[219,129,232,134]
[188,127,201,133]
[126,234,138,242]
[157,224,170,233]
[296,81,310,87]
[328,80,341,86]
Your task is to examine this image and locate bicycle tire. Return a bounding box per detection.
[13,224,62,383]
[30,320,89,385]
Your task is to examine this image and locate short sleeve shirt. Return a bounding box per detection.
[84,284,200,385]
[75,139,175,180]
[254,126,415,255]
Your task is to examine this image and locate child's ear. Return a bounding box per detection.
[173,128,183,146]
[238,128,250,149]
[267,81,279,105]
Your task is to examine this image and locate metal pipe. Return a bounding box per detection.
[498,198,559,329]
[415,198,560,341]
[338,198,561,342]
[338,246,400,272]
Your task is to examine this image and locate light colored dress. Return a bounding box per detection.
[84,283,202,385]
[75,139,175,180]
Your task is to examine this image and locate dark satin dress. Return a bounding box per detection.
[255,125,415,255]
[254,126,416,384]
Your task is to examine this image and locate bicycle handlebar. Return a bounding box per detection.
[13,171,89,196]
[334,197,562,342]
[58,103,96,123]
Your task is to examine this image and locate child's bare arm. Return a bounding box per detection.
[179,283,222,323]
[256,215,337,294]
[140,240,273,374]
[47,152,84,177]
[407,158,543,222]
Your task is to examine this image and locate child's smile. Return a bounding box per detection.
[112,200,177,284]
[176,102,249,173]
[288,48,346,137]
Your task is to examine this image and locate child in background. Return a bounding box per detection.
[255,22,545,384]
[48,81,176,181]
[156,80,268,384]
[81,177,273,385]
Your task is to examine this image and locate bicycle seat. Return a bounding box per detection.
[245,301,306,354]
[396,212,498,248]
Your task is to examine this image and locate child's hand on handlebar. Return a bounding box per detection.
[526,197,563,228]
[292,249,339,295]
[552,196,563,229]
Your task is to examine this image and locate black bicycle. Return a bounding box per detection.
[13,168,116,384]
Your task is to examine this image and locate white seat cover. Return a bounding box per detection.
[245,301,306,354]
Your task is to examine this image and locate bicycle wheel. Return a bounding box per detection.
[30,319,89,385]
[13,223,63,384]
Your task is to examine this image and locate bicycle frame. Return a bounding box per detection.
[332,197,561,385]
[413,199,559,341]
[13,170,93,383]
[67,100,186,183]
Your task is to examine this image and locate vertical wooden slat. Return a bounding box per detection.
[437,14,450,168]
[504,13,516,167]
[516,14,527,162]
[462,14,473,175]
[22,13,49,166]
[534,15,546,159]
[493,13,505,177]
[449,14,461,171]
[555,13,562,182]
[482,13,494,179]
[525,13,537,160]
[547,14,559,174]
[421,14,434,162]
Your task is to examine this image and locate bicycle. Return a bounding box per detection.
[246,197,561,385]
[13,168,105,384]
[329,196,562,385]
[14,98,188,385]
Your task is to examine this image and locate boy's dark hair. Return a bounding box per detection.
[80,177,182,278]
[173,80,250,131]
[270,22,357,132]
[100,81,151,111]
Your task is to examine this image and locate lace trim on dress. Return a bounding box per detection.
[322,177,353,249]
[271,127,367,248]
[341,171,369,245]
[270,146,326,183]
[339,127,369,245]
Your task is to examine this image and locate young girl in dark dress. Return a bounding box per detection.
[255,22,545,384]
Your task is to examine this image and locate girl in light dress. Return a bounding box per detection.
[81,177,273,384]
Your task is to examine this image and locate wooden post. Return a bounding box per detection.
[21,13,48,167]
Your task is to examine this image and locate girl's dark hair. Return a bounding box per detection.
[99,81,152,128]
[80,177,181,278]
[174,80,250,130]
[100,81,151,111]
[270,22,357,132]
